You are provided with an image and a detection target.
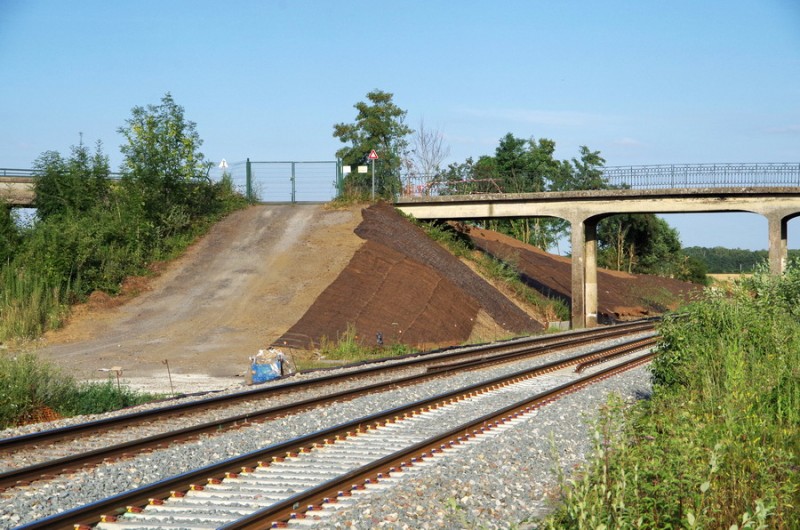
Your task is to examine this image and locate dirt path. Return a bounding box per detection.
[34,204,365,392]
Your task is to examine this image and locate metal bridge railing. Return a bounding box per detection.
[602,163,800,189]
[0,168,124,179]
[0,168,40,178]
[399,163,800,198]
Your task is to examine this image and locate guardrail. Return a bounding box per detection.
[0,168,123,179]
[0,168,39,178]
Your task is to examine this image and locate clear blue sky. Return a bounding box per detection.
[2,0,799,250]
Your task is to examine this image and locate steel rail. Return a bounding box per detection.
[16,338,656,530]
[0,322,654,452]
[224,350,656,529]
[0,334,656,491]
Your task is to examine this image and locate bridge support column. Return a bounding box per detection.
[767,214,788,275]
[585,221,598,327]
[570,217,599,329]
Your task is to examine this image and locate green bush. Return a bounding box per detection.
[318,324,415,361]
[58,379,161,416]
[0,352,160,428]
[0,352,75,427]
[542,262,800,529]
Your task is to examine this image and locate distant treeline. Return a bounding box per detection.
[683,246,800,273]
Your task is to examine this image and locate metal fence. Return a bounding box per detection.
[234,159,342,203]
[1,161,342,204]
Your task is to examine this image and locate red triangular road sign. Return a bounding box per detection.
[368,149,379,160]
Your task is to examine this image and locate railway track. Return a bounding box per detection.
[9,327,658,529]
[0,323,655,493]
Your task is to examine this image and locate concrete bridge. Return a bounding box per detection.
[396,186,800,328]
[0,175,35,206]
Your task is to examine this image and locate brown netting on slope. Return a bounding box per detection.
[460,224,702,321]
[278,203,542,350]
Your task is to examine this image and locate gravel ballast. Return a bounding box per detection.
[0,337,652,529]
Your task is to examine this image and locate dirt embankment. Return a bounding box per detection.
[278,203,542,351]
[32,202,700,393]
[35,204,365,390]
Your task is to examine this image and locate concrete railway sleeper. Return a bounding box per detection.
[15,341,656,529]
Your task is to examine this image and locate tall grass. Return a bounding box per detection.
[541,262,800,529]
[0,267,69,341]
[417,220,570,322]
[0,352,161,428]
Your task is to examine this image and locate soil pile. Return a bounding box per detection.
[278,202,543,350]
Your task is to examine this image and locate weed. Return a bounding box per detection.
[538,262,800,528]
[318,323,415,362]
[0,352,161,428]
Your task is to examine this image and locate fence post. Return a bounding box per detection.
[246,158,253,202]
[336,158,343,197]
[291,162,296,204]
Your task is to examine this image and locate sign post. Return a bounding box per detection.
[368,149,379,199]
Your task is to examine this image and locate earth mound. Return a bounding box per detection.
[278,202,544,350]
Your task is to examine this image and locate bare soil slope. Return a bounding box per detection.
[36,204,365,387]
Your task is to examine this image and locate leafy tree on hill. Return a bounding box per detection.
[438,132,704,282]
[441,133,603,251]
[2,93,246,341]
[118,92,213,233]
[333,89,412,198]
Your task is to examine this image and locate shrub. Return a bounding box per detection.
[0,352,74,428]
[0,352,161,428]
[542,262,800,529]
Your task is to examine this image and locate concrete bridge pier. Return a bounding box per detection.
[767,214,789,275]
[570,216,599,329]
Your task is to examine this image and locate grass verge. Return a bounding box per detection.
[539,262,800,529]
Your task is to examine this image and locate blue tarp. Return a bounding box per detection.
[251,362,281,384]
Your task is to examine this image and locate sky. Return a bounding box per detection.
[1,0,799,250]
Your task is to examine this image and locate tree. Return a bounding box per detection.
[333,90,412,198]
[403,119,450,184]
[551,146,607,191]
[33,140,110,220]
[118,92,212,228]
[597,214,683,276]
